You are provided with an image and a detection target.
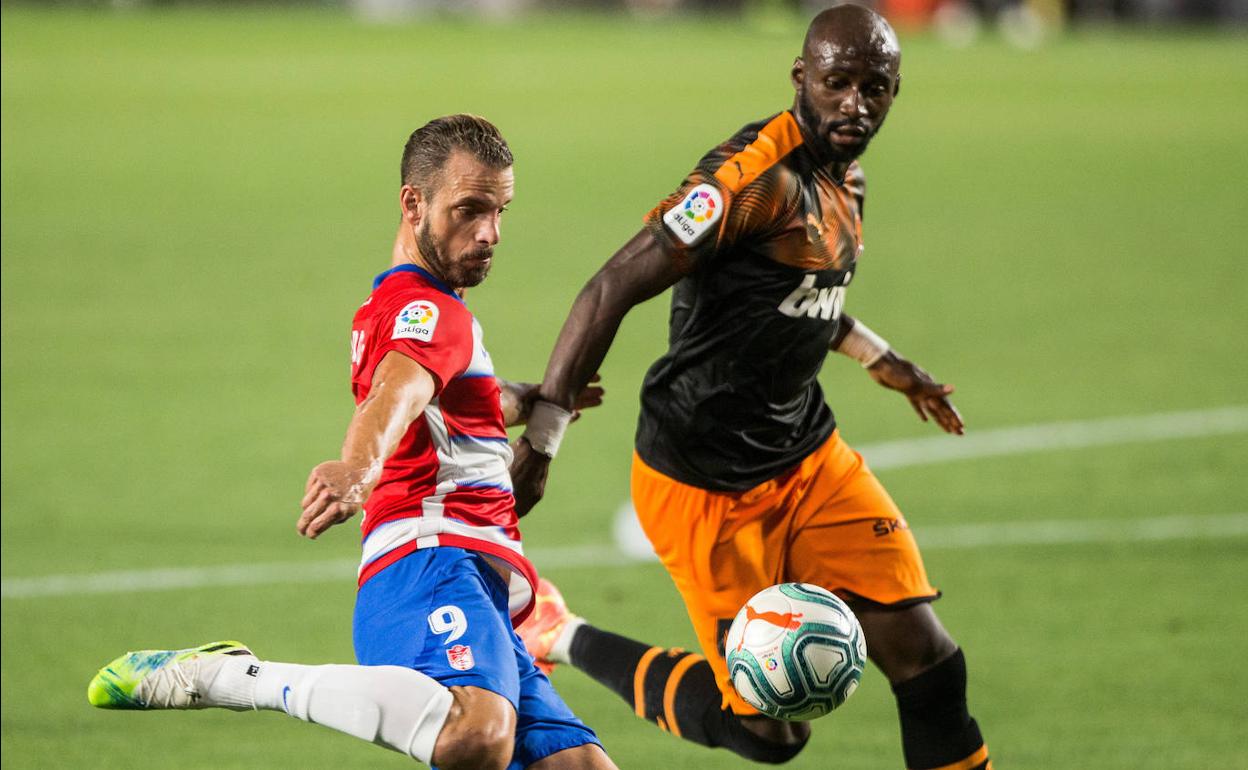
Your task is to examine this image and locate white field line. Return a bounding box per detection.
[4,514,1246,600]
[3,406,1246,600]
[915,512,1248,549]
[0,544,630,600]
[858,405,1248,470]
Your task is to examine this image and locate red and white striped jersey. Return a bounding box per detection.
[349,264,536,623]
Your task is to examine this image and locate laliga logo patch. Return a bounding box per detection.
[393,300,439,342]
[662,183,723,245]
[446,644,475,671]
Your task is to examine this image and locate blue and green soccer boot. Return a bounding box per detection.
[87,640,255,710]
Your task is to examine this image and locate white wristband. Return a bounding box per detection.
[522,401,574,458]
[835,321,891,368]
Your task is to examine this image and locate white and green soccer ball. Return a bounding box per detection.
[725,583,867,721]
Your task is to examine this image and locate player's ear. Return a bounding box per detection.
[400,185,424,226]
[791,57,805,90]
[893,72,902,98]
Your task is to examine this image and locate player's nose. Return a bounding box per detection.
[476,214,501,246]
[839,88,868,118]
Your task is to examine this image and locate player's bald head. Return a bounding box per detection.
[802,4,900,76]
[790,5,902,168]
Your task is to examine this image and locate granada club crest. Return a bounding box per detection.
[447,644,475,671]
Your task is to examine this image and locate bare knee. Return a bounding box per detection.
[855,602,958,684]
[432,686,516,770]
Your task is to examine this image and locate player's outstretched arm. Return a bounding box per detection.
[298,351,437,539]
[511,228,688,516]
[832,314,965,435]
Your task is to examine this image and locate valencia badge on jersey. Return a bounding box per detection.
[393,300,439,342]
[662,183,723,245]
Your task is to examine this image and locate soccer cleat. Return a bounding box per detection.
[517,578,580,675]
[87,640,255,710]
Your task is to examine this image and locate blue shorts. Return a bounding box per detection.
[354,547,600,769]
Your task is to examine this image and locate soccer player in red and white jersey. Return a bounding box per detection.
[87,115,615,770]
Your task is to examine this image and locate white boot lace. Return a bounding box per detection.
[138,654,205,709]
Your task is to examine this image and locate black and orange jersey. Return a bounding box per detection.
[634,110,865,492]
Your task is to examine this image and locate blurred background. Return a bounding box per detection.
[2,0,1246,768]
[106,0,1248,33]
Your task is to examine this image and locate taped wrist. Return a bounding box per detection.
[835,320,890,367]
[521,400,573,457]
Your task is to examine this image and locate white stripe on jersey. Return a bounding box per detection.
[360,517,533,619]
[424,400,514,495]
[359,516,526,574]
[462,318,494,379]
[442,443,514,492]
[420,399,457,523]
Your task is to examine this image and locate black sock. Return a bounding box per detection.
[569,624,808,764]
[891,647,991,770]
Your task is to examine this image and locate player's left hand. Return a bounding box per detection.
[298,460,366,539]
[500,375,606,427]
[866,352,965,435]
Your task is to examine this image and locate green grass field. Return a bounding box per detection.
[3,6,1247,768]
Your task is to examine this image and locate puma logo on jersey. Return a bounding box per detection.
[778,273,847,321]
[805,212,827,240]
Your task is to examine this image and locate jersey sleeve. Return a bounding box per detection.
[643,161,798,271]
[369,291,473,394]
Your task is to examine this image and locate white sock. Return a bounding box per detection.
[200,655,263,711]
[209,658,452,764]
[547,616,586,666]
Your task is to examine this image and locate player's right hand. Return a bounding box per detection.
[509,438,551,517]
[298,460,365,539]
[866,352,965,435]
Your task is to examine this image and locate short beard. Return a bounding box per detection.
[417,222,492,289]
[796,88,880,166]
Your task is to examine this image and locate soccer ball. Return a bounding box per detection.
[725,583,867,721]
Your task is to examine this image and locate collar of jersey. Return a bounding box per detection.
[372,264,464,304]
[784,110,851,186]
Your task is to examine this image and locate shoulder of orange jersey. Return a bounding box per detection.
[652,111,806,251]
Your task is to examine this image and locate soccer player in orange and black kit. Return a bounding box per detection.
[510,6,992,770]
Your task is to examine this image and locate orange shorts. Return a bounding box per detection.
[631,429,938,714]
